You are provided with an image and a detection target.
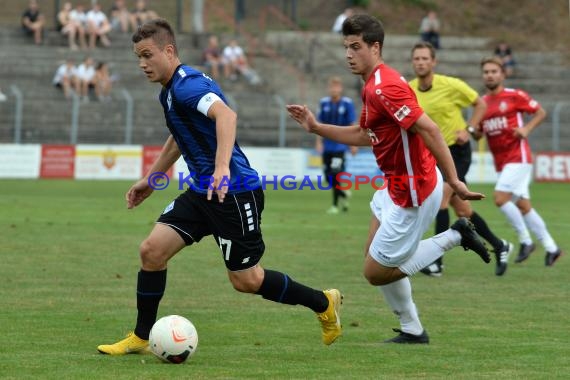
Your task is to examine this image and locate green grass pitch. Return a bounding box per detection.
[0,180,568,379]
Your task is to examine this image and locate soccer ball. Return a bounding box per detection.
[149,315,199,364]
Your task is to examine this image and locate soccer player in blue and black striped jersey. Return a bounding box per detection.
[97,19,342,355]
[316,76,357,214]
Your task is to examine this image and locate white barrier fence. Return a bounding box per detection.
[1,144,567,183]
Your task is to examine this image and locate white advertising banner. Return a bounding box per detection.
[243,147,306,178]
[0,144,513,184]
[0,144,41,178]
[465,152,498,184]
[74,145,142,180]
[173,148,306,182]
[534,152,570,182]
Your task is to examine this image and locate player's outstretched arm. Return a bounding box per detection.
[286,104,370,146]
[411,113,485,201]
[126,136,181,209]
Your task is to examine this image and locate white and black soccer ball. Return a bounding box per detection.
[149,315,198,364]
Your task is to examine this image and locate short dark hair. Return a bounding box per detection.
[132,18,178,55]
[411,41,436,59]
[342,14,384,47]
[480,56,505,72]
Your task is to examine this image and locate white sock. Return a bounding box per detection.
[523,209,558,252]
[399,229,461,275]
[379,277,423,335]
[500,202,532,244]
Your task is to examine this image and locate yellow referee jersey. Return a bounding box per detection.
[409,74,478,146]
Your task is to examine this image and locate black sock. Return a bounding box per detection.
[435,208,450,234]
[256,269,328,313]
[470,212,503,251]
[332,189,339,207]
[332,174,344,206]
[134,269,167,340]
[434,209,449,266]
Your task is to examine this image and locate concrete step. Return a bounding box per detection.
[266,31,564,66]
[266,31,493,50]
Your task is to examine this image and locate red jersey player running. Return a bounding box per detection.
[287,14,490,344]
[475,57,562,266]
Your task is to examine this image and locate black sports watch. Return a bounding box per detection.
[466,125,477,134]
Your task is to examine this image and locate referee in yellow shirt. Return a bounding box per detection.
[409,42,513,277]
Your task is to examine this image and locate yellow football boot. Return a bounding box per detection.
[316,289,343,345]
[97,332,149,355]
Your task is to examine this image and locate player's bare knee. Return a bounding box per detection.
[365,274,390,286]
[139,239,167,269]
[494,195,507,207]
[516,200,531,214]
[229,276,260,293]
[363,268,388,286]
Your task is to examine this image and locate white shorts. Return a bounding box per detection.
[495,163,533,200]
[368,169,443,267]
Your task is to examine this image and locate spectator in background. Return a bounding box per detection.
[332,8,354,34]
[222,39,261,85]
[94,62,113,102]
[70,3,88,32]
[21,0,45,45]
[110,0,132,33]
[202,35,228,80]
[494,42,516,77]
[53,58,77,99]
[75,56,96,102]
[57,2,86,50]
[419,10,440,49]
[130,0,159,30]
[86,3,111,49]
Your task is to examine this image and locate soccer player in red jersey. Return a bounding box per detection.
[476,57,562,266]
[287,14,490,344]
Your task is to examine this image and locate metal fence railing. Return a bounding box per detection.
[9,85,23,144]
[2,86,569,151]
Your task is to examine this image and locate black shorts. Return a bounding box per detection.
[323,151,346,176]
[157,187,265,271]
[441,143,472,183]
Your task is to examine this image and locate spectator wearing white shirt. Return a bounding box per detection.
[75,56,96,102]
[86,3,111,49]
[331,8,353,34]
[222,39,261,85]
[57,2,86,50]
[222,39,247,80]
[53,58,77,99]
[70,3,87,27]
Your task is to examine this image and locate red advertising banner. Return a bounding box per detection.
[40,145,75,178]
[534,152,570,182]
[142,146,174,178]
